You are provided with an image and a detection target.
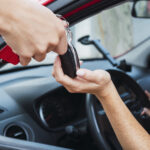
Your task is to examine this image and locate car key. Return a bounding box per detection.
[59,42,80,78]
[58,18,80,78]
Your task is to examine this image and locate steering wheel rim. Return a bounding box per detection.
[86,69,150,150]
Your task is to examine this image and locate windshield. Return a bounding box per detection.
[1,1,150,71]
[73,2,150,59]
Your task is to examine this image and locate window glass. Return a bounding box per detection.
[72,2,150,59]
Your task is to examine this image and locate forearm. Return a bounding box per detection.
[0,0,12,34]
[96,81,150,150]
[0,0,26,34]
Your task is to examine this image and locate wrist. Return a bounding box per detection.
[95,81,118,102]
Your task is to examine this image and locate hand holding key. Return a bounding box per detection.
[59,21,80,78]
[0,0,67,65]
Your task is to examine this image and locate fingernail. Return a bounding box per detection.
[77,70,85,76]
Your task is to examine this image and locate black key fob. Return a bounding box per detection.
[59,43,80,78]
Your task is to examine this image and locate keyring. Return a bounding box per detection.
[56,14,72,44]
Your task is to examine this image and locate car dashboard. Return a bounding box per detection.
[34,87,86,132]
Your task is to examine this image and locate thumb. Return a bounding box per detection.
[76,69,98,83]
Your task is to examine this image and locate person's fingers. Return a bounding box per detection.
[53,56,64,77]
[54,30,67,55]
[141,108,150,116]
[33,53,46,62]
[53,57,83,80]
[145,90,150,101]
[53,57,100,93]
[77,69,111,85]
[53,56,81,88]
[53,56,72,85]
[76,69,100,83]
[19,56,31,66]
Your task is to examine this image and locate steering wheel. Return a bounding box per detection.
[86,69,150,150]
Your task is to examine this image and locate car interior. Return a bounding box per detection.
[0,0,150,150]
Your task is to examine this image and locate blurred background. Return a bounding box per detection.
[72,2,150,59]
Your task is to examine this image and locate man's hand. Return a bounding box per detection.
[52,56,112,98]
[141,90,150,117]
[0,0,67,65]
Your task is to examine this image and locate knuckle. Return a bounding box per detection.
[38,49,46,55]
[96,70,111,83]
[59,26,66,36]
[93,71,103,83]
[36,56,45,62]
[20,58,30,66]
[50,38,59,48]
[20,52,32,59]
[36,45,47,55]
[34,54,45,62]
